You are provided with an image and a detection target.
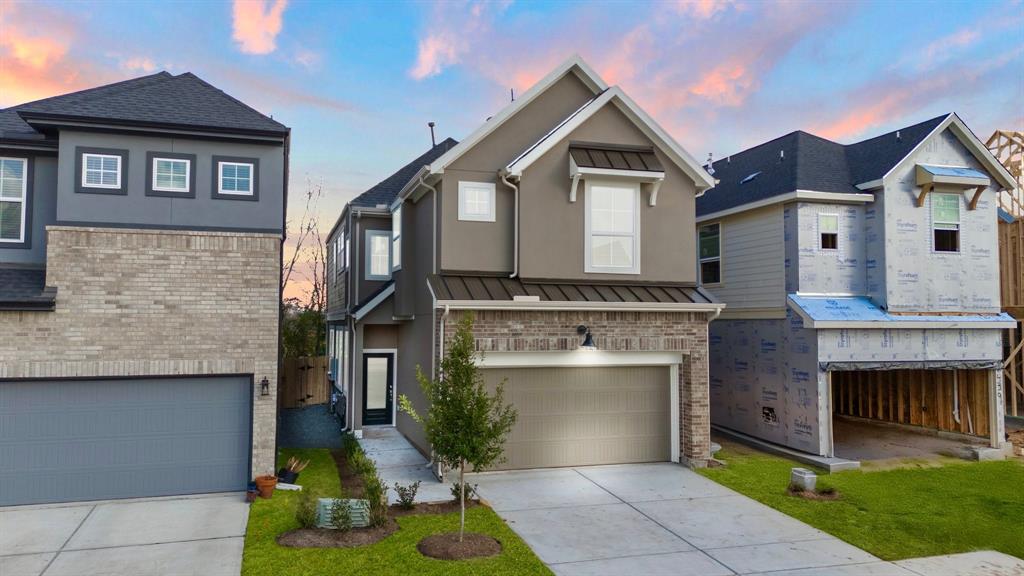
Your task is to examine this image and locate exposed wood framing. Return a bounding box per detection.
[1005,322,1024,418]
[986,130,1024,218]
[831,369,991,438]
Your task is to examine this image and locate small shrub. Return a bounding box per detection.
[450,481,477,503]
[329,498,353,532]
[364,473,389,527]
[341,432,361,459]
[393,481,420,510]
[348,451,374,476]
[295,489,319,529]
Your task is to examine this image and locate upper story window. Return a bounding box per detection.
[392,206,402,270]
[213,156,259,200]
[0,157,27,243]
[365,229,391,281]
[458,181,495,222]
[932,193,960,253]
[83,153,121,189]
[585,180,640,274]
[819,214,839,250]
[153,158,189,192]
[344,232,350,270]
[698,223,721,284]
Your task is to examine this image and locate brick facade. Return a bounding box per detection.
[0,226,281,476]
[438,309,713,467]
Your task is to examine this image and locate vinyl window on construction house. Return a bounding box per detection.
[698,222,721,284]
[932,193,960,253]
[819,213,839,250]
[585,180,640,274]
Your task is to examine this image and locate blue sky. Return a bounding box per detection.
[2,0,1021,297]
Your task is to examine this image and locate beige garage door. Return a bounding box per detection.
[483,366,671,470]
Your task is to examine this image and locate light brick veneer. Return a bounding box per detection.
[0,226,281,476]
[438,309,713,467]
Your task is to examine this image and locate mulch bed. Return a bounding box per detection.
[330,449,366,498]
[787,487,841,501]
[417,532,502,560]
[277,519,399,548]
[390,500,479,517]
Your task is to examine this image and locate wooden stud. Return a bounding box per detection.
[897,370,905,424]
[916,183,934,208]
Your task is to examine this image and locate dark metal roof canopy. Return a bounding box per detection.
[569,142,663,172]
[429,274,716,305]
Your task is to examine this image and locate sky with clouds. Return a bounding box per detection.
[2,0,1022,300]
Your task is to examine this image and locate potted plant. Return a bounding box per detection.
[255,474,278,498]
[277,457,309,484]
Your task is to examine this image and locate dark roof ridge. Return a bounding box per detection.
[174,72,287,130]
[842,113,950,149]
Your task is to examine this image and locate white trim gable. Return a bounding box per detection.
[505,87,717,191]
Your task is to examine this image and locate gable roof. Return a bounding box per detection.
[697,113,1015,218]
[351,138,459,209]
[2,71,288,143]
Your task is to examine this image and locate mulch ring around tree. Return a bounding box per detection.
[787,486,841,501]
[417,532,502,560]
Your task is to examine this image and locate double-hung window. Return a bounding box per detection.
[365,230,391,281]
[0,157,27,243]
[932,193,960,253]
[819,214,839,250]
[586,180,640,274]
[458,181,495,222]
[83,153,121,189]
[152,157,190,192]
[699,223,721,284]
[392,206,402,270]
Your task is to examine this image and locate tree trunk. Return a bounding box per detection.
[459,459,466,542]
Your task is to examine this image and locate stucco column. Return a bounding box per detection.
[680,351,711,468]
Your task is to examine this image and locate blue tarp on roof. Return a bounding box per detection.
[788,294,1015,325]
[917,164,989,179]
[999,208,1017,224]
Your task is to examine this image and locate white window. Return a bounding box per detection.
[82,153,121,189]
[343,232,350,270]
[585,180,640,274]
[152,157,190,192]
[0,157,27,243]
[932,193,960,253]
[218,161,253,195]
[365,230,391,281]
[458,181,496,222]
[819,214,839,250]
[698,223,721,284]
[392,206,402,270]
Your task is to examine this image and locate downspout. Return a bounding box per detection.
[499,169,520,278]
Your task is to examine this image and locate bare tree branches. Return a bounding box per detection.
[282,177,328,312]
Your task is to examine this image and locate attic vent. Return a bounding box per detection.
[740,171,762,184]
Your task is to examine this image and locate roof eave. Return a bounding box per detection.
[18,112,289,141]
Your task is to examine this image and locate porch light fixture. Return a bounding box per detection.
[577,325,597,350]
[260,377,270,397]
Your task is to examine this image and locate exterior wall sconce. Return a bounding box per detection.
[577,325,597,350]
[260,377,270,397]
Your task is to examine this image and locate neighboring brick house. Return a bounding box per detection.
[326,56,724,470]
[0,73,288,505]
[696,113,1017,464]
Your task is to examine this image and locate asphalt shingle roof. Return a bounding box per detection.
[697,114,949,216]
[350,138,458,208]
[1,71,287,142]
[0,267,56,311]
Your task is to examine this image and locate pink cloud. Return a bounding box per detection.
[408,1,511,80]
[410,34,461,80]
[675,0,737,20]
[120,56,158,73]
[232,0,288,55]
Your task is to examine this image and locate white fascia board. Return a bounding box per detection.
[574,166,665,180]
[477,350,684,368]
[436,299,725,313]
[353,283,396,321]
[856,179,883,191]
[811,319,1018,329]
[695,190,875,223]
[426,55,608,176]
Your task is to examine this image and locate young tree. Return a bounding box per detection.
[398,313,517,541]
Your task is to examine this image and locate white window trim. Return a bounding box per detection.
[343,232,350,270]
[81,153,122,189]
[0,157,27,244]
[457,181,496,222]
[931,192,962,254]
[365,229,392,281]
[818,213,839,251]
[584,179,641,275]
[217,161,254,196]
[392,206,402,271]
[151,157,191,193]
[698,222,722,285]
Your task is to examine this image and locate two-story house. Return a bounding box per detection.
[327,56,724,470]
[697,113,1017,465]
[0,73,288,505]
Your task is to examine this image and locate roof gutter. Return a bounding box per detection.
[499,169,520,279]
[435,299,725,313]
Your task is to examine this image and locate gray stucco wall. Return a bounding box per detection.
[0,154,56,265]
[56,131,284,232]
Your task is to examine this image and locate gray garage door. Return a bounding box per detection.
[483,366,670,470]
[0,376,252,506]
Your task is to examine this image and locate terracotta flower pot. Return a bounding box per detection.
[255,475,277,499]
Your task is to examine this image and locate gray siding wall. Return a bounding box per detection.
[707,205,784,310]
[56,131,284,232]
[354,213,391,306]
[880,127,1001,313]
[792,202,867,295]
[327,216,348,318]
[0,154,56,265]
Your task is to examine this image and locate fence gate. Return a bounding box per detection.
[280,356,329,409]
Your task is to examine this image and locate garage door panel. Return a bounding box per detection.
[484,366,671,470]
[0,376,252,506]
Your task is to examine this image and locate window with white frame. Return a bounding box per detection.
[343,232,350,270]
[932,193,960,253]
[218,161,253,195]
[699,223,721,284]
[152,157,190,192]
[365,230,391,280]
[82,153,121,189]
[392,206,402,269]
[586,180,639,274]
[458,181,496,222]
[0,157,27,243]
[819,213,839,250]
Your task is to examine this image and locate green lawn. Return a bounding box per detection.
[698,440,1024,561]
[242,448,551,576]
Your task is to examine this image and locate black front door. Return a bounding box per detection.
[362,353,394,425]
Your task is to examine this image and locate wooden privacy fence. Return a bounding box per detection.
[280,356,329,409]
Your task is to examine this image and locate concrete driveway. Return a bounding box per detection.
[0,493,248,576]
[471,463,1024,576]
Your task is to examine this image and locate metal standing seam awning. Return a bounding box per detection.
[914,164,992,210]
[567,142,666,205]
